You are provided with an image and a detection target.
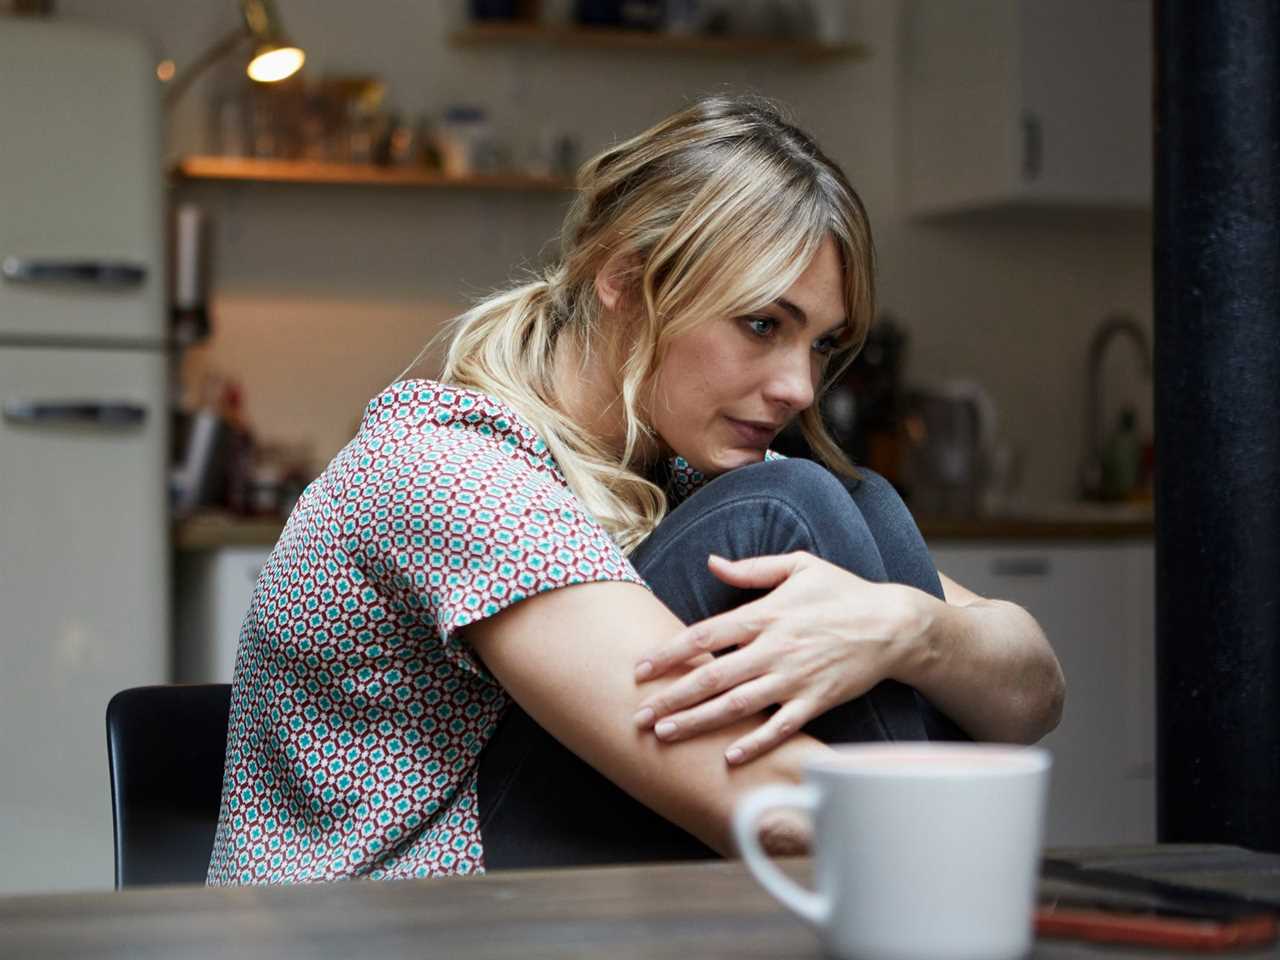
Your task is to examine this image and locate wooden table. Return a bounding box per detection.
[2,847,1277,959]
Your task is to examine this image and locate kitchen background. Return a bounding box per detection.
[1,0,1156,895]
[71,0,1155,507]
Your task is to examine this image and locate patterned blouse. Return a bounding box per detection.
[207,380,656,884]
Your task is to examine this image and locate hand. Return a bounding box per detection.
[633,552,930,765]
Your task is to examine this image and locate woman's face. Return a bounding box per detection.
[648,235,849,476]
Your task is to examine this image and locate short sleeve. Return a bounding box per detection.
[360,417,646,686]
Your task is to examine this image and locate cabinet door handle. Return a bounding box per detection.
[990,556,1051,578]
[3,399,147,428]
[2,256,147,287]
[1021,113,1043,181]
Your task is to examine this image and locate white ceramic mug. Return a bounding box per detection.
[734,743,1051,960]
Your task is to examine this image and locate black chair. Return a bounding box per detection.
[105,684,231,888]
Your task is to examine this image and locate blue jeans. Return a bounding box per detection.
[477,459,962,869]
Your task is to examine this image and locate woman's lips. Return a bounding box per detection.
[725,417,777,448]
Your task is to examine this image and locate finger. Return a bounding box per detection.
[634,610,761,682]
[707,551,810,590]
[724,699,816,766]
[634,645,770,729]
[649,674,784,743]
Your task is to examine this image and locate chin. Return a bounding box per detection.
[706,447,767,473]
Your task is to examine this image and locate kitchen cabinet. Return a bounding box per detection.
[930,541,1155,847]
[449,21,868,61]
[174,545,272,683]
[179,526,1157,845]
[903,0,1152,215]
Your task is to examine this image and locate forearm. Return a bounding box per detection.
[893,592,1065,744]
[541,677,833,857]
[676,727,830,856]
[469,579,835,859]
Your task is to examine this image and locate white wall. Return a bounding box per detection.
[58,0,1152,504]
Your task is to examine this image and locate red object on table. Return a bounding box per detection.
[1036,904,1278,950]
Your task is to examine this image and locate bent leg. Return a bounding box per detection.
[479,459,955,870]
[837,468,944,600]
[830,467,968,741]
[630,458,929,744]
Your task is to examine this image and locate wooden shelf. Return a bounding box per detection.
[448,22,868,61]
[173,510,1152,551]
[171,155,574,191]
[173,512,284,551]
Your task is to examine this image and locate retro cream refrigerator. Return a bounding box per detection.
[0,19,168,893]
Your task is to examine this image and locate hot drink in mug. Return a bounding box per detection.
[734,743,1051,960]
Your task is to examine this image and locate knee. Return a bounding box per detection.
[841,465,921,537]
[655,457,886,581]
[707,457,856,528]
[842,464,899,505]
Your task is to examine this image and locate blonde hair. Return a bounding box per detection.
[423,94,875,554]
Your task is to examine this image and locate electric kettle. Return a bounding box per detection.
[904,380,998,517]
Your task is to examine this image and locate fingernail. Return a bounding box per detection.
[634,661,653,681]
[708,553,725,564]
[654,720,677,739]
[633,707,654,728]
[725,747,745,764]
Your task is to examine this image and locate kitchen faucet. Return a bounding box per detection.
[1081,313,1152,500]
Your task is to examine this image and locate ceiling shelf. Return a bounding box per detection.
[171,156,574,191]
[448,22,867,61]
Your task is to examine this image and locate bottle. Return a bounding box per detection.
[435,106,490,177]
[1101,407,1140,501]
[219,381,255,515]
[171,203,210,348]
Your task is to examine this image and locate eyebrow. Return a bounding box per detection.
[773,297,849,336]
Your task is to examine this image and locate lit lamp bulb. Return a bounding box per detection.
[247,44,304,83]
[163,0,305,110]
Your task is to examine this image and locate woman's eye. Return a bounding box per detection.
[745,316,777,338]
[813,335,839,356]
[813,327,850,357]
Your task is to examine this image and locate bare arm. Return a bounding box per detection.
[628,554,1065,762]
[893,571,1065,744]
[465,579,834,856]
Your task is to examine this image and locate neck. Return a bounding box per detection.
[551,332,651,464]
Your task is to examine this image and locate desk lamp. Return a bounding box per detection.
[160,0,305,108]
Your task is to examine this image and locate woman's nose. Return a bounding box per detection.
[764,351,816,411]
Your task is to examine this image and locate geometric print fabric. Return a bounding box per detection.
[207,380,645,884]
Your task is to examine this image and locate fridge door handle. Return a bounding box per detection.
[2,256,146,287]
[3,399,148,428]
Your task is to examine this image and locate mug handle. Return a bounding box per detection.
[732,783,830,928]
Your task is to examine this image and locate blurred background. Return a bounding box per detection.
[0,0,1157,895]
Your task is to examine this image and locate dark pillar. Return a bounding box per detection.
[1154,0,1280,850]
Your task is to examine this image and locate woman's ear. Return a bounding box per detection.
[593,253,632,311]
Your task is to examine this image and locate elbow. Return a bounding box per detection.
[1034,670,1064,742]
[1045,661,1066,735]
[1013,606,1066,743]
[1022,654,1065,744]
[755,808,814,857]
[722,807,814,860]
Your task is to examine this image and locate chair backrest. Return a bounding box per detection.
[105,684,232,888]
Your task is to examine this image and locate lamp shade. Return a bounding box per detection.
[163,0,305,109]
[247,42,304,82]
[241,0,304,82]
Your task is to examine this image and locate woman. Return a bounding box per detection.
[207,95,1064,885]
